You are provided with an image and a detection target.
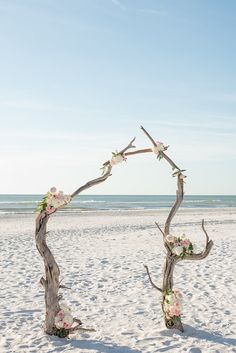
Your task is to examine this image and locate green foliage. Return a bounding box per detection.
[163,289,173,297]
[36,195,48,213]
[188,243,193,252]
[172,167,186,177]
[112,150,119,157]
[157,151,164,161]
[54,327,70,338]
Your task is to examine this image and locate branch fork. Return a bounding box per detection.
[35,137,139,338]
[141,127,213,332]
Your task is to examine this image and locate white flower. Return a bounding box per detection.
[165,293,175,304]
[165,234,175,243]
[63,195,71,204]
[60,304,71,313]
[173,246,183,256]
[49,198,64,208]
[63,314,73,326]
[55,320,64,329]
[55,305,73,329]
[152,142,165,155]
[55,316,61,324]
[110,154,124,166]
[163,301,171,311]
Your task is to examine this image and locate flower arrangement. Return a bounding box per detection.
[110,151,126,166]
[53,304,74,338]
[152,141,165,160]
[166,234,196,258]
[36,187,71,214]
[55,304,74,330]
[163,289,182,320]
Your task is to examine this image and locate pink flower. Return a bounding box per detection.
[63,322,71,329]
[180,239,190,247]
[45,206,56,214]
[57,310,65,319]
[169,305,181,317]
[174,308,181,317]
[50,187,57,195]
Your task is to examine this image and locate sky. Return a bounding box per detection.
[0,0,235,195]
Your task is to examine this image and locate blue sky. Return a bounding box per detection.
[0,0,235,194]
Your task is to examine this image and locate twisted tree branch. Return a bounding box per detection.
[140,126,213,332]
[182,220,213,261]
[164,175,184,235]
[140,126,184,236]
[144,265,162,292]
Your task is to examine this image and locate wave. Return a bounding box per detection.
[77,200,106,203]
[0,200,39,204]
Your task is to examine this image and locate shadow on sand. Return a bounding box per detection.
[160,323,236,348]
[49,336,142,353]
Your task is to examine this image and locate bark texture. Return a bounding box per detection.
[35,138,136,337]
[141,126,214,332]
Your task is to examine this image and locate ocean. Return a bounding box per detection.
[0,194,235,215]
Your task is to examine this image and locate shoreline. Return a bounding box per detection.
[1,206,236,217]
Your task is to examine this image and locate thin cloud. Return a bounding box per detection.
[138,8,167,16]
[111,0,126,11]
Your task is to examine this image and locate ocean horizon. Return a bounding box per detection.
[0,194,235,215]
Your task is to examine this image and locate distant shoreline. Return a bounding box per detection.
[1,194,236,215]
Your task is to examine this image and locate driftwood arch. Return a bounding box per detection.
[35,126,213,337]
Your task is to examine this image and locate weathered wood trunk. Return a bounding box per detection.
[141,126,213,333]
[162,256,183,332]
[35,138,137,337]
[35,212,60,335]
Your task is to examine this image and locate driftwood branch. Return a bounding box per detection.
[144,265,162,292]
[119,137,136,155]
[164,175,184,235]
[35,127,214,335]
[140,125,157,146]
[40,277,46,288]
[155,222,172,253]
[182,220,213,261]
[69,326,96,333]
[68,318,96,333]
[155,222,165,237]
[70,165,112,199]
[140,125,180,170]
[35,137,138,337]
[140,126,184,235]
[202,219,209,245]
[102,137,136,166]
[140,126,213,332]
[59,284,71,290]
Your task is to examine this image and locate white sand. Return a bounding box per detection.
[0,208,236,353]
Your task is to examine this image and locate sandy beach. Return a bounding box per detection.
[0,208,236,353]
